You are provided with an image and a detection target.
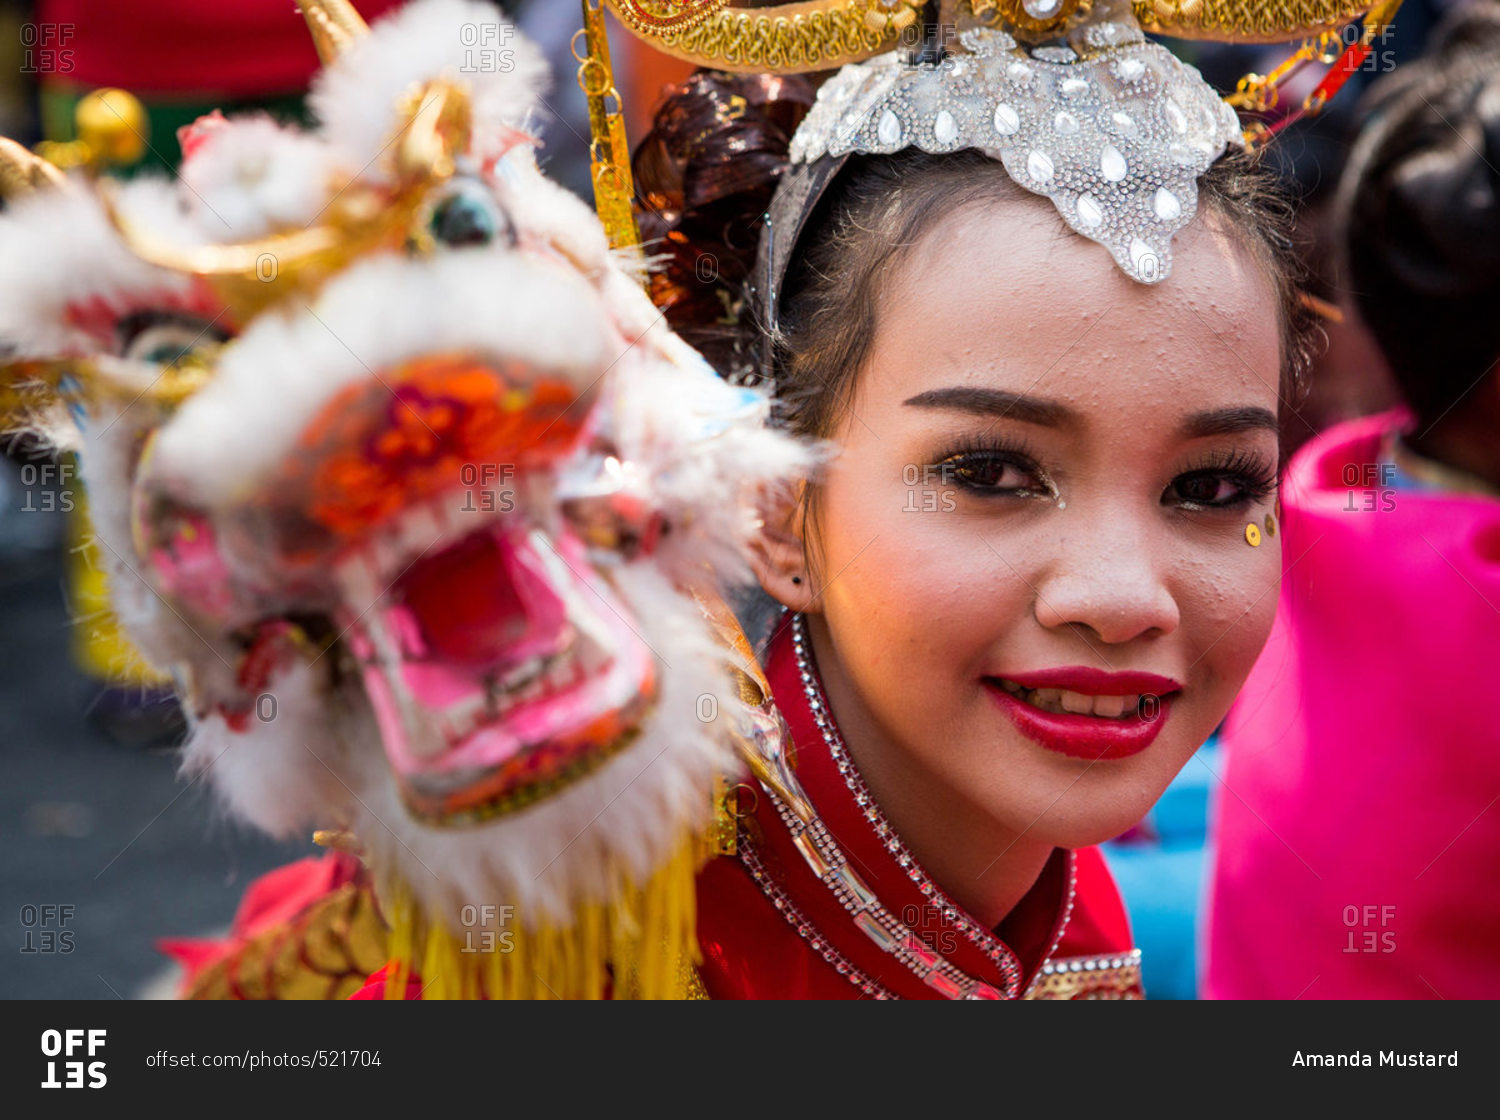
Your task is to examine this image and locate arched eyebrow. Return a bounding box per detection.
[1179,406,1279,439]
[902,388,1278,440]
[902,387,1072,427]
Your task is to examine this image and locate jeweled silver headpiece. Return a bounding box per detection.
[603,0,1400,328]
[787,1,1240,283]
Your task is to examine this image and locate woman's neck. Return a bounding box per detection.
[802,612,1055,929]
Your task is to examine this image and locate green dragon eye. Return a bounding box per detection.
[428,183,514,249]
[121,319,225,369]
[143,342,195,365]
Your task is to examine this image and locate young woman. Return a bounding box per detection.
[628,4,1323,998]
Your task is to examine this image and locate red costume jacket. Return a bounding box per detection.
[691,612,1142,1000]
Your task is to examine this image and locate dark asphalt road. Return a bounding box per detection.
[1,543,310,999]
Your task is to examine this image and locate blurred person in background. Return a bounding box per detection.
[1204,0,1500,999]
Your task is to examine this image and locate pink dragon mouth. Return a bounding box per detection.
[337,516,656,823]
[137,352,659,824]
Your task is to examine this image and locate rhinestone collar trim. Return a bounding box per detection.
[735,611,1080,998]
[738,837,897,1000]
[791,611,1035,993]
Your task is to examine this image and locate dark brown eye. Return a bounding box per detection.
[1166,471,1265,509]
[1174,473,1225,504]
[941,453,1042,494]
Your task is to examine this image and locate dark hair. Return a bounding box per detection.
[632,71,817,379]
[635,70,1320,450]
[1336,0,1500,430]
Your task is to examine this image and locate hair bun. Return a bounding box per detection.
[1339,0,1500,423]
[632,70,816,380]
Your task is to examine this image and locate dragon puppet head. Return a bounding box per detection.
[0,0,812,995]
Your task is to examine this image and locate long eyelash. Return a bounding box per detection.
[929,432,1043,469]
[1180,448,1279,503]
[928,434,1053,497]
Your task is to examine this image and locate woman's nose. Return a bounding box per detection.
[1029,513,1181,644]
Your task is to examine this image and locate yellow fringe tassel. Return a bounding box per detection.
[382,838,702,1000]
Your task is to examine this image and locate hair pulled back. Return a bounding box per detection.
[1336,1,1500,429]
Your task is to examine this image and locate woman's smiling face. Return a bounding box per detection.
[776,192,1285,851]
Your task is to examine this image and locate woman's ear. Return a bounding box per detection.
[750,478,819,613]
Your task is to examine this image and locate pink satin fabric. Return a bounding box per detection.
[1206,411,1500,999]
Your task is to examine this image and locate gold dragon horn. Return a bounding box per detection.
[395,79,473,185]
[100,182,355,320]
[296,0,371,64]
[102,187,346,280]
[0,137,66,199]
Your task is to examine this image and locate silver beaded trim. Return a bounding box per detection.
[739,836,897,1000]
[1036,948,1142,977]
[792,611,1040,994]
[1022,847,1079,998]
[736,612,1021,999]
[1025,948,1144,1000]
[757,764,1006,999]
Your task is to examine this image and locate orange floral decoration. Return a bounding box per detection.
[272,354,587,548]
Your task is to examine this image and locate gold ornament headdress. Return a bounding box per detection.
[597,0,1403,288]
[602,0,1391,67]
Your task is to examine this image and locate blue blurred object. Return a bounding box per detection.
[1101,738,1221,999]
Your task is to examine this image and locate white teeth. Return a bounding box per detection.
[1059,689,1093,714]
[370,538,397,585]
[349,515,630,759]
[544,657,576,694]
[393,506,442,563]
[436,648,586,746]
[1092,694,1129,719]
[995,679,1142,719]
[404,719,451,761]
[334,551,380,607]
[498,656,546,692]
[574,631,613,678]
[529,528,614,651]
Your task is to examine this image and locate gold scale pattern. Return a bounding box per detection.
[605,0,1380,72]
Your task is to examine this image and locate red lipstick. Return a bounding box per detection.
[982,667,1181,760]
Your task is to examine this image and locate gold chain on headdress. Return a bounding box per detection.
[1236,0,1405,148]
[575,1,643,251]
[1228,31,1344,113]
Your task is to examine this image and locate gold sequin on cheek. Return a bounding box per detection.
[1245,523,1262,547]
[1264,512,1277,537]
